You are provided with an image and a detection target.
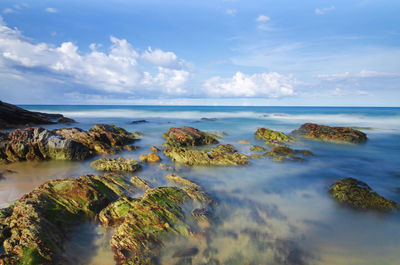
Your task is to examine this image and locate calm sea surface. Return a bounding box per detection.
[1,105,400,265]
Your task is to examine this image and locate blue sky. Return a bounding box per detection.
[0,0,399,106]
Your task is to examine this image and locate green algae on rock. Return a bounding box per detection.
[90,158,141,172]
[265,146,314,162]
[130,176,151,190]
[0,174,132,264]
[249,145,267,152]
[165,174,200,189]
[329,178,399,211]
[162,126,218,148]
[100,186,213,265]
[254,128,295,146]
[164,144,250,167]
[55,124,141,155]
[291,123,367,144]
[0,127,90,163]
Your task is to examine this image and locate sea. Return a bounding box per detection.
[1,105,400,265]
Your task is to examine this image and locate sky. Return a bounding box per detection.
[0,0,399,106]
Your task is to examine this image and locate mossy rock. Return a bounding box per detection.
[250,145,267,152]
[254,128,295,146]
[265,146,314,162]
[0,174,131,264]
[291,123,367,144]
[329,178,399,211]
[164,144,249,167]
[163,126,218,148]
[130,176,151,190]
[165,174,200,189]
[90,157,141,172]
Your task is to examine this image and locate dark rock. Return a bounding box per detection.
[329,177,399,211]
[265,146,314,162]
[200,118,217,122]
[129,120,148,124]
[0,101,74,129]
[291,123,367,144]
[172,247,199,258]
[57,117,76,124]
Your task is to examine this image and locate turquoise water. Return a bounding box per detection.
[1,105,400,264]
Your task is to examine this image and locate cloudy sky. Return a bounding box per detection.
[0,0,399,106]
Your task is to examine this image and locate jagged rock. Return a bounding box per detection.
[100,186,213,265]
[0,127,90,163]
[250,145,267,152]
[254,128,295,146]
[90,158,141,172]
[265,146,314,162]
[140,152,161,163]
[291,123,367,144]
[329,178,399,211]
[165,174,200,189]
[164,144,250,167]
[163,126,218,148]
[130,176,151,190]
[0,101,75,129]
[55,124,140,154]
[150,146,161,152]
[0,174,131,264]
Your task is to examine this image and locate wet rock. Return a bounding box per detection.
[55,124,140,155]
[90,158,141,172]
[265,146,314,162]
[238,140,250,144]
[104,186,213,265]
[291,123,367,144]
[140,152,161,163]
[129,120,148,124]
[56,117,76,124]
[173,247,199,258]
[130,176,151,190]
[150,146,161,152]
[329,177,399,211]
[200,118,217,122]
[164,144,250,167]
[0,127,90,163]
[0,100,75,129]
[255,128,295,146]
[250,145,267,152]
[163,126,218,148]
[0,174,131,264]
[166,174,200,189]
[160,163,174,171]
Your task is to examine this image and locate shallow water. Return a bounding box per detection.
[1,105,400,265]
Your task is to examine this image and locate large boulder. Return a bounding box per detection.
[254,128,295,146]
[100,186,213,265]
[55,124,140,154]
[0,127,90,163]
[164,144,250,167]
[163,126,218,148]
[329,178,399,211]
[0,101,75,129]
[291,123,367,144]
[0,174,131,264]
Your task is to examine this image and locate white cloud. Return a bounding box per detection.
[256,15,270,22]
[315,6,335,15]
[0,18,190,96]
[45,8,58,13]
[203,72,295,98]
[226,9,237,16]
[3,8,15,14]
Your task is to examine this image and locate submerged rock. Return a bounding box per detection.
[254,128,295,146]
[265,146,314,162]
[329,178,399,211]
[150,146,161,152]
[129,120,148,124]
[55,124,140,154]
[250,145,267,152]
[164,144,250,167]
[165,174,200,189]
[238,140,250,144]
[140,152,161,163]
[0,174,131,264]
[100,186,213,265]
[163,126,218,148]
[0,100,75,129]
[200,118,217,122]
[90,158,141,172]
[291,123,367,144]
[0,127,90,163]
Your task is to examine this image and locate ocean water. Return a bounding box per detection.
[1,105,400,265]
